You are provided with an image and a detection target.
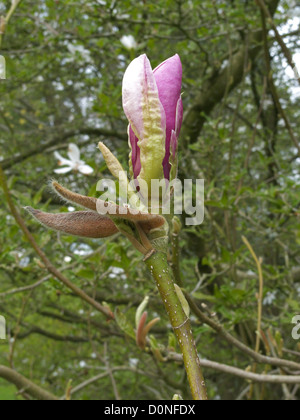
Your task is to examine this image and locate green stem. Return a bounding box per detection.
[171,231,182,287]
[0,0,23,48]
[145,251,208,400]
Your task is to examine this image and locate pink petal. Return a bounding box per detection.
[128,126,141,179]
[154,55,182,179]
[123,54,166,181]
[122,54,149,141]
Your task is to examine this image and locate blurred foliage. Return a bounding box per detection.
[0,0,300,400]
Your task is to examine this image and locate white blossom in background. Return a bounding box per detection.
[79,361,87,368]
[67,44,92,63]
[54,143,94,175]
[286,0,300,18]
[109,267,127,281]
[129,358,139,368]
[120,35,138,50]
[237,126,247,134]
[263,291,277,306]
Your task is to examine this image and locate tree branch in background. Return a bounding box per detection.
[185,292,300,372]
[169,353,300,385]
[256,0,300,87]
[0,365,58,401]
[1,127,127,170]
[242,236,264,399]
[257,0,300,156]
[180,0,280,145]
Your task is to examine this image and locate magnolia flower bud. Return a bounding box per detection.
[122,54,183,192]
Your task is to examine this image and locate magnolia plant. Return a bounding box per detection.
[26,54,207,400]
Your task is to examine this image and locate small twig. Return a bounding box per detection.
[242,236,264,355]
[236,77,268,198]
[103,342,121,400]
[283,349,300,359]
[242,236,264,399]
[169,353,300,385]
[9,292,33,368]
[0,276,49,298]
[185,292,300,372]
[0,365,58,400]
[64,366,158,399]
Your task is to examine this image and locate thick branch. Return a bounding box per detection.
[0,365,58,400]
[16,327,91,343]
[1,127,126,170]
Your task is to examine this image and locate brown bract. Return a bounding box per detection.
[26,181,165,240]
[25,208,118,238]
